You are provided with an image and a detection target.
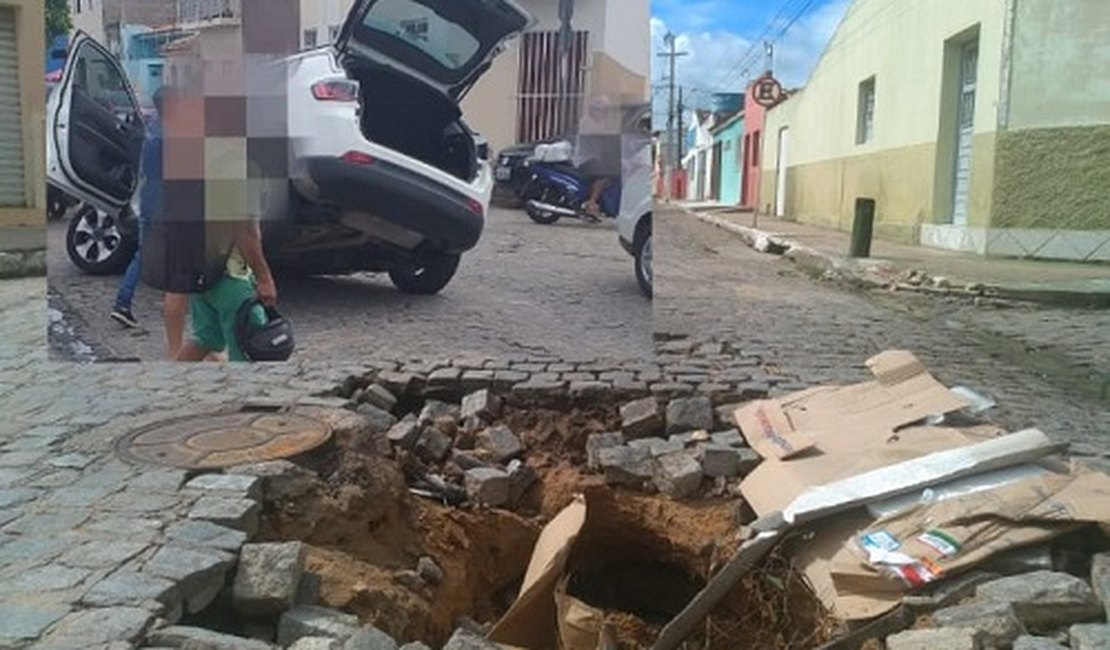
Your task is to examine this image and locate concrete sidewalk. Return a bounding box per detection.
[683,204,1110,308]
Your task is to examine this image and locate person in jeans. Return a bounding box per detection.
[109,88,195,360]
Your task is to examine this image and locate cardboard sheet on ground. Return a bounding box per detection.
[735,350,992,516]
[489,495,614,650]
[797,465,1110,621]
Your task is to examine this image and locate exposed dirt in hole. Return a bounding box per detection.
[256,399,836,649]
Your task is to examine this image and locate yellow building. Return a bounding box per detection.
[0,0,45,228]
[761,0,1110,262]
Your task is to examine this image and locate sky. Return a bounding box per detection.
[650,0,851,124]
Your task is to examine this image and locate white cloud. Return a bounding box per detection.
[651,0,849,124]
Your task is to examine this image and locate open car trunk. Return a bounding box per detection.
[347,61,479,183]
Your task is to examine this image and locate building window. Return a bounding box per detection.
[857,76,876,144]
[751,130,760,166]
[329,25,341,42]
[303,29,317,49]
[516,30,590,144]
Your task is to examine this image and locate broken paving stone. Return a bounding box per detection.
[414,428,453,464]
[82,571,177,610]
[442,628,500,650]
[416,557,444,586]
[475,425,523,463]
[620,397,663,439]
[386,415,421,450]
[451,450,491,471]
[735,448,762,475]
[665,396,714,435]
[1070,624,1110,650]
[932,600,1026,647]
[506,460,537,504]
[0,601,72,641]
[354,404,398,433]
[418,401,460,427]
[361,384,398,412]
[1091,552,1110,620]
[597,445,655,487]
[399,643,432,650]
[977,570,1104,632]
[289,638,341,650]
[710,429,745,448]
[188,496,260,536]
[277,606,361,646]
[146,625,274,650]
[224,460,318,503]
[344,627,399,650]
[885,627,985,650]
[653,451,704,499]
[143,545,234,614]
[395,570,425,591]
[39,606,154,647]
[460,390,501,422]
[649,438,684,458]
[184,473,263,501]
[233,542,305,616]
[464,468,511,507]
[1014,637,1070,650]
[165,519,247,552]
[697,444,741,478]
[586,432,625,470]
[459,415,486,436]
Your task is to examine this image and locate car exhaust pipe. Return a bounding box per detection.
[526,200,578,217]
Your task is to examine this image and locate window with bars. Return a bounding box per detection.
[303,29,317,49]
[516,30,589,145]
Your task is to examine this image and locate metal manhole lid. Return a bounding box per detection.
[115,409,333,469]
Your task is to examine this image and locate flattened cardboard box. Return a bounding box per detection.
[736,350,979,516]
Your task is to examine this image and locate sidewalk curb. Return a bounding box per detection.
[687,209,1110,308]
[0,249,47,279]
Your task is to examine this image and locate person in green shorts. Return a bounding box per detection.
[176,220,278,362]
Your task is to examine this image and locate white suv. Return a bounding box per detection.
[47,0,533,295]
[617,106,654,298]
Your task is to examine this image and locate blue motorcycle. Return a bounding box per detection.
[519,158,622,225]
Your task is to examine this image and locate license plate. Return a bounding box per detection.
[495,167,512,181]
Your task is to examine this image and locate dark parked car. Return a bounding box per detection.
[492,136,566,207]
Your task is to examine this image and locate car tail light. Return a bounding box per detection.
[311,79,358,102]
[340,151,375,166]
[465,198,484,217]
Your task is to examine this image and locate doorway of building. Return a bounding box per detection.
[775,127,789,218]
[710,142,723,201]
[950,40,978,226]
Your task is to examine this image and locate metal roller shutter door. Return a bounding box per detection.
[0,6,26,207]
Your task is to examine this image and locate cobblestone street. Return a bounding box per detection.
[656,205,1110,450]
[46,206,652,362]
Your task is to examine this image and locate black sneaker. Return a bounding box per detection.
[110,308,139,329]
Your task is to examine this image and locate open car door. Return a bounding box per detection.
[336,0,534,100]
[46,31,145,216]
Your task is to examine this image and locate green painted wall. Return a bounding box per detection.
[991,125,1110,230]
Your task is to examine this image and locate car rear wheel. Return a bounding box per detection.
[66,203,137,275]
[634,222,652,299]
[389,253,461,295]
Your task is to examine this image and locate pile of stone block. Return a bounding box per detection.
[884,566,1110,650]
[586,396,761,498]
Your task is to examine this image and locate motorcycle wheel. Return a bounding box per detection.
[522,184,562,225]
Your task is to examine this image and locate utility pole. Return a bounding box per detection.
[676,86,685,165]
[658,32,687,199]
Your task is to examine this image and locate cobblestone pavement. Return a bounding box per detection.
[1,273,771,648]
[46,206,652,362]
[656,205,1110,450]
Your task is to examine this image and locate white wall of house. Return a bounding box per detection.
[299,0,352,48]
[70,0,106,42]
[461,0,648,154]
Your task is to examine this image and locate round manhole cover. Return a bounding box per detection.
[115,410,333,469]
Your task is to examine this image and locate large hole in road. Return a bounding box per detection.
[242,395,835,649]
